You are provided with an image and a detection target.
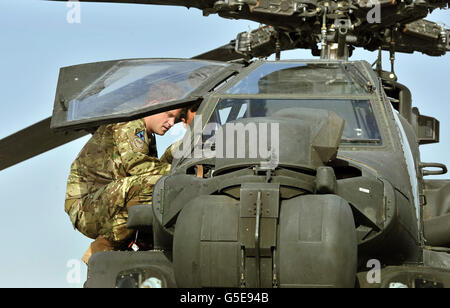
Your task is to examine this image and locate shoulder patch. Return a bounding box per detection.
[136,130,146,142]
[132,137,146,152]
[125,127,148,154]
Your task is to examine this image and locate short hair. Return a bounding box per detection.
[188,101,201,113]
[179,102,201,122]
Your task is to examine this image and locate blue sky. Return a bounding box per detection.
[0,0,448,287]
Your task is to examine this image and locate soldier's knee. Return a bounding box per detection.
[65,198,81,229]
[65,198,101,240]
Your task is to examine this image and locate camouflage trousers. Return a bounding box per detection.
[65,174,163,246]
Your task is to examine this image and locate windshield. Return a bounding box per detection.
[67,60,226,122]
[206,99,382,145]
[227,62,370,95]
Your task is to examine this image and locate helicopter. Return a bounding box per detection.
[0,0,449,288]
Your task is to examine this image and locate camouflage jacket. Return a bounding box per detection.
[65,119,171,200]
[160,139,183,165]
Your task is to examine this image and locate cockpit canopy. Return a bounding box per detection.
[51,59,237,130]
[51,59,377,135]
[227,62,372,95]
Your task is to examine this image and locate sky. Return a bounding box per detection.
[0,0,448,288]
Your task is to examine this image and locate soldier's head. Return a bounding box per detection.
[144,81,186,135]
[180,102,200,127]
[144,109,183,136]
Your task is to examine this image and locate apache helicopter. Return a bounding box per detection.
[1,0,449,288]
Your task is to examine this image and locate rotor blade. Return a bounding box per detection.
[46,0,212,10]
[192,41,244,62]
[0,117,88,171]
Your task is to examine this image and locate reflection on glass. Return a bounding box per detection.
[207,99,382,145]
[67,60,226,121]
[227,62,369,95]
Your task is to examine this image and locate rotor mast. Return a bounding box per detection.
[320,6,351,60]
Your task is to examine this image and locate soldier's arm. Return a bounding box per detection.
[160,140,183,164]
[113,120,171,176]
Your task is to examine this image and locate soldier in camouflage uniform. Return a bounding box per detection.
[65,82,185,262]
